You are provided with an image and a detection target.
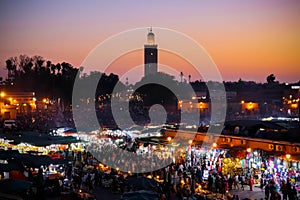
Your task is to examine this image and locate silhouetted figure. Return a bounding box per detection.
[288,186,297,200]
[265,183,270,200]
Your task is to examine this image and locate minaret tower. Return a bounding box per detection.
[144,27,158,76]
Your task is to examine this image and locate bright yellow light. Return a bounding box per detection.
[181,180,185,185]
[0,92,5,98]
[32,97,36,101]
[188,140,193,145]
[246,148,251,153]
[291,104,298,109]
[213,143,217,148]
[286,154,291,159]
[241,100,245,104]
[167,137,172,142]
[156,175,159,179]
[116,167,119,171]
[247,104,253,109]
[8,97,12,102]
[42,98,47,103]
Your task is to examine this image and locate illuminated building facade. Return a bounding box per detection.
[0,91,36,120]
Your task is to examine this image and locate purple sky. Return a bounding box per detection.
[0,0,299,83]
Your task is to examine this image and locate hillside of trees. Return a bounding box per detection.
[1,55,122,106]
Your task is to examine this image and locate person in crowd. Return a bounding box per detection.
[249,176,254,191]
[260,177,264,191]
[240,174,245,191]
[215,174,221,193]
[228,175,234,191]
[182,184,192,199]
[234,174,239,190]
[288,186,297,200]
[265,183,270,200]
[221,178,227,195]
[280,180,288,200]
[85,173,92,192]
[176,182,183,200]
[207,174,213,191]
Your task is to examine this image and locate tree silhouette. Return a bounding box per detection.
[5,58,17,82]
[267,74,276,84]
[3,55,81,107]
[56,63,61,74]
[51,64,56,74]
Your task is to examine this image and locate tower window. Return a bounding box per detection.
[150,53,153,56]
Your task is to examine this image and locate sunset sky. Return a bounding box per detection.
[0,0,299,83]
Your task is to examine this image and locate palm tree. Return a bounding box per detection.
[51,64,56,74]
[56,63,61,74]
[6,59,13,71]
[46,60,51,71]
[6,59,16,82]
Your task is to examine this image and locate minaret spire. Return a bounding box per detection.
[144,27,158,76]
[147,27,155,45]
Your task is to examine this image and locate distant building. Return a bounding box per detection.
[144,28,158,76]
[241,101,259,116]
[178,100,209,116]
[0,91,36,120]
